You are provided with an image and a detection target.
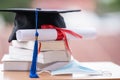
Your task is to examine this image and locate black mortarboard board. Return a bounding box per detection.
[0,8,80,42]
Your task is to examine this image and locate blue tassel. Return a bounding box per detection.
[29,8,39,78]
[29,37,39,78]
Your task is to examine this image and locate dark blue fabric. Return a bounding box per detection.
[29,8,39,78]
[29,40,39,78]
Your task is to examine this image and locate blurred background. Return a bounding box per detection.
[0,0,120,65]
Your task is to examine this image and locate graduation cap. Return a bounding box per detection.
[0,8,80,42]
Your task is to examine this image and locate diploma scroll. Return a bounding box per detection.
[16,28,96,41]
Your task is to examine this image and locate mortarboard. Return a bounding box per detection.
[0,8,80,42]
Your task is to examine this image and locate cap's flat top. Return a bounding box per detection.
[0,8,81,13]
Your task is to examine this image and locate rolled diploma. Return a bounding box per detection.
[16,28,96,41]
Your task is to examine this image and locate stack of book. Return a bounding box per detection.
[2,40,70,71]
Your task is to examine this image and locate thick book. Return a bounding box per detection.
[9,46,70,64]
[11,40,34,50]
[2,55,100,76]
[1,54,69,71]
[12,40,66,51]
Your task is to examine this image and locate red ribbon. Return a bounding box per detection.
[39,25,82,54]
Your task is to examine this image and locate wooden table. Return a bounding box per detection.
[0,62,120,80]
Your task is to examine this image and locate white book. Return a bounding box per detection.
[12,40,34,50]
[1,54,69,71]
[37,50,70,63]
[9,46,70,64]
[12,40,66,51]
[1,55,101,77]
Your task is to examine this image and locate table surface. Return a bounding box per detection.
[0,62,120,80]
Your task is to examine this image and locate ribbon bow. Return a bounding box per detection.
[40,25,82,54]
